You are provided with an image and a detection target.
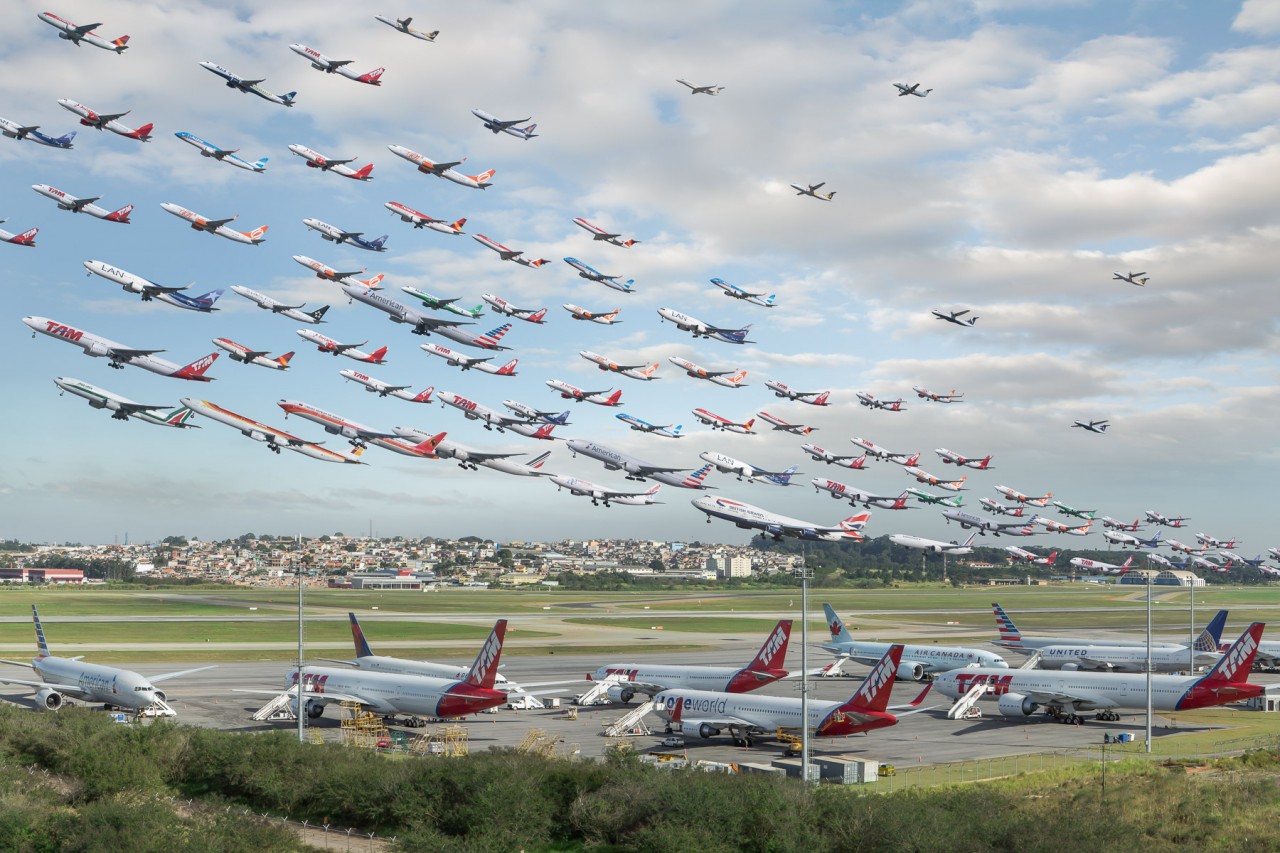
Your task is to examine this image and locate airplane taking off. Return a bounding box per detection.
[942,509,1038,536]
[563,304,621,324]
[894,82,932,97]
[813,479,911,510]
[182,398,363,463]
[1196,532,1239,550]
[386,144,493,188]
[53,377,199,428]
[1168,539,1206,555]
[995,485,1052,506]
[230,286,329,324]
[656,308,752,343]
[903,466,966,492]
[1146,510,1190,528]
[303,218,385,252]
[292,255,379,287]
[437,392,558,440]
[914,386,963,403]
[709,277,776,307]
[278,399,398,448]
[1101,516,1144,531]
[790,182,835,200]
[175,132,266,172]
[756,411,814,435]
[1072,419,1109,433]
[668,357,745,387]
[288,44,384,85]
[340,370,433,403]
[700,452,800,486]
[566,258,635,293]
[24,317,218,381]
[888,531,978,554]
[384,202,466,235]
[676,79,723,95]
[566,439,689,481]
[421,343,518,376]
[933,308,977,326]
[693,496,870,542]
[161,203,266,244]
[764,380,830,405]
[1113,271,1149,286]
[484,294,547,324]
[691,408,754,434]
[934,448,993,469]
[199,61,296,106]
[980,498,1024,516]
[31,185,131,223]
[402,288,483,319]
[393,426,549,476]
[473,234,548,267]
[573,218,638,248]
[1004,546,1057,566]
[37,12,129,52]
[1046,502,1094,521]
[472,109,537,140]
[373,15,439,41]
[57,99,151,140]
[0,116,74,148]
[850,436,916,464]
[83,260,223,313]
[581,351,659,381]
[213,338,293,371]
[615,414,682,438]
[905,488,963,508]
[822,604,1006,678]
[1070,554,1134,574]
[502,400,571,426]
[296,330,388,364]
[1102,528,1162,549]
[339,283,478,340]
[550,476,661,507]
[546,380,622,407]
[288,145,374,180]
[857,392,905,412]
[801,444,867,469]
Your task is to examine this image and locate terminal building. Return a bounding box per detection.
[1117,568,1204,587]
[0,567,85,584]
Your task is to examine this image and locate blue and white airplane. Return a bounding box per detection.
[198,61,296,107]
[304,218,387,252]
[174,132,267,172]
[699,452,800,486]
[656,308,754,345]
[83,260,223,312]
[502,400,571,426]
[616,413,683,438]
[563,257,634,293]
[0,116,75,149]
[710,278,776,307]
[471,109,538,140]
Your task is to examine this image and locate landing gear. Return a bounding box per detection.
[1094,710,1120,722]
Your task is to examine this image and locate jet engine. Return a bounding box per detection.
[86,341,111,358]
[1060,663,1080,672]
[897,661,926,682]
[605,685,636,704]
[291,698,325,718]
[682,720,720,739]
[35,687,64,711]
[997,692,1040,718]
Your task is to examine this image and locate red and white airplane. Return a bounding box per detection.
[1145,509,1190,527]
[904,466,966,492]
[471,234,547,266]
[295,330,387,364]
[691,408,754,434]
[364,430,448,460]
[213,338,293,371]
[278,399,397,448]
[1070,554,1134,574]
[802,444,867,468]
[38,12,129,52]
[1005,546,1058,566]
[1101,516,1145,531]
[934,448,994,469]
[1168,538,1206,555]
[551,476,661,507]
[287,144,373,180]
[421,343,517,376]
[857,392,905,412]
[31,185,131,222]
[338,370,433,403]
[0,221,37,247]
[913,386,963,403]
[1196,532,1238,549]
[24,317,217,381]
[183,398,360,463]
[572,217,639,248]
[850,437,917,465]
[980,498,1025,516]
[288,44,383,85]
[580,351,659,381]
[483,294,546,323]
[1035,517,1092,536]
[387,145,493,189]
[813,479,911,510]
[765,380,830,406]
[756,412,814,435]
[291,255,381,287]
[995,485,1052,506]
[562,303,620,324]
[384,202,466,235]
[668,356,746,388]
[56,99,150,140]
[160,203,266,245]
[546,380,622,406]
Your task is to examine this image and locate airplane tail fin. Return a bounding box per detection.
[353,163,374,180]
[32,606,50,658]
[622,239,639,248]
[546,410,570,425]
[637,363,659,378]
[532,424,557,440]
[519,123,537,138]
[307,305,330,323]
[1196,623,1264,685]
[527,308,547,324]
[684,463,713,487]
[471,168,496,186]
[643,484,661,496]
[763,293,777,306]
[745,620,792,671]
[128,122,154,141]
[348,612,375,658]
[840,644,902,713]
[282,92,297,105]
[425,30,440,40]
[54,131,76,146]
[727,369,748,386]
[357,68,384,85]
[481,323,512,347]
[253,156,268,170]
[840,511,872,531]
[449,217,467,232]
[173,352,219,381]
[362,273,385,290]
[527,451,551,470]
[162,405,199,427]
[190,289,225,310]
[812,391,830,406]
[368,235,388,250]
[823,603,855,645]
[967,316,979,325]
[462,620,507,688]
[363,346,389,364]
[1097,423,1109,432]
[246,224,268,241]
[112,35,130,50]
[275,351,295,368]
[902,452,921,466]
[1196,610,1230,652]
[410,386,435,404]
[603,390,623,406]
[104,204,133,223]
[992,603,1021,644]
[496,359,518,376]
[411,431,447,456]
[528,258,550,267]
[9,227,38,246]
[1047,552,1059,566]
[672,424,683,437]
[976,455,993,469]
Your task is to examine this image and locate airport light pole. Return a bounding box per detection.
[296,536,306,745]
[1189,578,1196,674]
[795,553,813,785]
[1145,564,1153,753]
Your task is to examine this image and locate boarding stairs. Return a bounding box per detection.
[946,677,992,720]
[575,676,619,706]
[252,686,299,721]
[602,701,656,737]
[141,698,177,718]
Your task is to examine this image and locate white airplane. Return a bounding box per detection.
[850,436,916,464]
[473,234,548,266]
[230,286,329,324]
[0,116,74,149]
[676,79,724,95]
[572,217,638,248]
[37,12,129,52]
[1197,532,1239,550]
[1167,539,1205,555]
[581,351,659,381]
[278,399,398,448]
[546,380,623,407]
[941,509,1038,536]
[691,408,754,434]
[709,277,775,307]
[502,400,571,426]
[288,43,384,85]
[421,343,518,376]
[198,61,297,107]
[934,448,993,469]
[387,144,493,188]
[438,391,536,434]
[790,181,837,201]
[338,283,480,340]
[1072,419,1109,433]
[288,144,374,180]
[340,370,433,403]
[1035,517,1092,536]
[756,411,814,435]
[212,338,293,371]
[384,202,466,235]
[933,308,978,326]
[53,377,199,428]
[980,497,1025,516]
[812,479,911,510]
[563,304,621,324]
[764,380,830,406]
[565,439,689,481]
[83,260,223,313]
[699,452,800,486]
[355,428,448,461]
[472,109,537,140]
[303,218,386,252]
[292,255,381,287]
[801,444,868,469]
[857,391,906,412]
[161,203,267,245]
[1070,554,1134,574]
[1145,509,1190,528]
[392,426,544,475]
[904,488,963,508]
[615,414,682,438]
[1005,546,1058,566]
[56,99,151,141]
[656,308,752,344]
[1035,640,1223,674]
[31,184,131,223]
[914,386,963,403]
[564,257,635,292]
[667,356,745,387]
[1102,528,1162,549]
[296,330,388,364]
[822,605,1007,678]
[373,15,439,41]
[484,294,547,324]
[1113,271,1149,286]
[888,531,978,554]
[182,398,364,463]
[894,82,932,97]
[995,485,1052,506]
[692,496,870,542]
[174,132,266,172]
[1189,554,1229,573]
[904,466,966,492]
[1101,516,1145,531]
[24,316,218,381]
[550,476,661,507]
[326,614,519,691]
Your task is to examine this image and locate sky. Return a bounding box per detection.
[2,0,1279,548]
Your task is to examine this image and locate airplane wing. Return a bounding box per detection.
[633,463,690,475]
[98,112,129,124]
[234,686,393,714]
[74,22,105,34]
[70,196,101,210]
[149,664,217,683]
[1019,686,1113,709]
[271,303,306,312]
[322,157,356,168]
[116,401,171,414]
[210,147,238,159]
[0,674,91,700]
[339,231,364,240]
[204,217,237,230]
[414,316,469,329]
[493,117,531,128]
[106,347,165,360]
[953,309,971,317]
[467,449,524,462]
[241,78,266,87]
[432,160,464,172]
[141,283,190,295]
[329,59,354,69]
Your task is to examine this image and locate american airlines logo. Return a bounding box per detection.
[756,626,787,667]
[44,321,83,342]
[1214,631,1257,682]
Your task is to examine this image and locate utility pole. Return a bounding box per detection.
[795,551,813,785]
[296,534,306,744]
[1145,565,1153,753]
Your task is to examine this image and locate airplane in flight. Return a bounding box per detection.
[31,185,131,222]
[212,338,293,370]
[692,496,870,542]
[933,308,977,326]
[903,466,966,492]
[82,260,223,312]
[1038,516,1092,537]
[0,116,75,148]
[386,145,494,188]
[934,448,993,469]
[1072,419,1109,433]
[161,203,266,244]
[546,380,623,407]
[849,437,916,464]
[339,283,480,340]
[288,43,384,85]
[813,479,911,510]
[471,109,537,140]
[56,99,152,140]
[53,377,199,428]
[37,12,130,52]
[1101,528,1162,549]
[296,330,388,364]
[1069,554,1134,574]
[942,509,1038,536]
[709,277,776,307]
[421,343,518,376]
[980,497,1025,516]
[1167,538,1206,555]
[667,356,746,387]
[1113,271,1149,286]
[585,620,793,704]
[182,398,363,462]
[292,255,380,287]
[801,444,867,468]
[473,234,549,267]
[615,414,682,438]
[401,288,484,318]
[857,392,906,412]
[656,308,752,343]
[1189,554,1230,573]
[288,145,374,180]
[174,131,267,172]
[563,304,621,324]
[905,488,963,508]
[764,380,830,405]
[0,606,214,714]
[822,604,1006,678]
[1145,509,1190,528]
[647,464,716,491]
[437,392,558,440]
[790,182,836,200]
[303,218,385,251]
[199,61,297,106]
[581,351,659,381]
[384,202,466,235]
[913,386,963,403]
[1005,546,1058,566]
[1050,501,1095,519]
[374,15,439,41]
[565,258,635,292]
[573,217,639,248]
[566,439,689,481]
[699,452,800,486]
[691,408,754,433]
[24,316,218,381]
[894,82,932,97]
[1101,516,1145,531]
[484,294,547,324]
[756,412,814,435]
[502,400,570,426]
[278,399,398,448]
[995,485,1052,506]
[340,370,434,403]
[550,476,661,507]
[1196,532,1239,550]
[676,79,724,95]
[230,286,329,324]
[392,426,545,475]
[888,531,978,554]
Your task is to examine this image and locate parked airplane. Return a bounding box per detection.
[615,414,682,438]
[471,109,537,139]
[401,288,483,319]
[980,498,1025,516]
[212,338,293,370]
[914,386,963,403]
[1145,510,1190,528]
[230,286,329,324]
[1072,419,1109,433]
[666,356,744,387]
[53,377,199,428]
[934,448,993,469]
[700,452,799,486]
[822,604,1006,678]
[199,61,296,106]
[850,437,915,463]
[894,82,932,97]
[551,476,660,507]
[1113,271,1149,286]
[764,380,830,405]
[563,304,621,324]
[162,203,266,244]
[182,399,363,463]
[656,308,752,343]
[31,184,131,222]
[421,343,517,376]
[502,400,570,426]
[888,532,977,554]
[676,79,724,95]
[387,145,493,188]
[340,370,433,403]
[472,234,548,267]
[278,400,397,448]
[1051,501,1095,520]
[691,409,754,433]
[693,496,870,542]
[83,260,222,312]
[709,277,776,307]
[573,217,638,248]
[992,603,1181,651]
[756,412,813,435]
[328,614,515,689]
[1005,546,1057,566]
[1033,616,1227,673]
[566,258,635,292]
[942,509,1037,536]
[384,202,466,235]
[933,308,977,326]
[24,317,217,380]
[57,99,151,140]
[340,283,480,340]
[546,380,622,407]
[857,392,905,412]
[174,131,266,172]
[813,479,910,510]
[292,255,376,287]
[37,12,130,52]
[288,44,383,85]
[995,485,1052,506]
[904,466,966,492]
[905,488,963,507]
[802,444,867,468]
[296,330,387,364]
[0,116,74,148]
[1069,554,1134,574]
[565,439,688,481]
[790,182,835,200]
[373,15,439,41]
[288,144,373,180]
[581,351,658,381]
[303,218,385,251]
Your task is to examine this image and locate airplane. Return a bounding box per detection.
[615,414,682,438]
[667,356,748,387]
[174,131,266,172]
[83,260,224,313]
[484,294,547,324]
[565,258,635,293]
[339,283,479,340]
[472,234,549,267]
[849,436,916,464]
[676,79,724,95]
[1270,547,1280,561]
[801,444,868,469]
[303,218,385,252]
[691,408,754,434]
[991,602,1186,652]
[1102,528,1162,549]
[0,116,74,149]
[391,425,536,473]
[373,15,439,41]
[31,185,131,223]
[161,203,266,245]
[386,144,494,189]
[700,452,800,486]
[0,605,214,714]
[37,12,130,52]
[581,351,659,381]
[1069,554,1134,574]
[894,82,932,97]
[1189,554,1229,573]
[546,380,623,407]
[813,479,911,510]
[1101,516,1145,531]
[756,412,814,435]
[278,399,398,448]
[384,202,466,235]
[550,476,661,507]
[230,286,329,324]
[572,217,639,248]
[888,531,978,554]
[942,509,1039,536]
[181,398,363,463]
[502,400,571,425]
[1034,517,1092,536]
[53,377,199,429]
[437,392,558,440]
[709,277,776,307]
[324,614,520,691]
[198,62,296,107]
[1032,616,1229,674]
[822,604,1007,678]
[292,255,380,287]
[857,392,906,412]
[565,439,690,482]
[339,370,434,403]
[905,488,963,507]
[656,308,752,343]
[563,304,621,324]
[903,466,966,492]
[1005,546,1058,566]
[790,182,835,200]
[471,109,537,140]
[933,308,977,326]
[421,343,518,376]
[1145,510,1190,528]
[764,380,830,405]
[1113,271,1149,286]
[995,485,1052,506]
[212,338,293,370]
[648,463,716,491]
[692,496,870,542]
[934,448,993,469]
[56,99,151,141]
[586,621,793,704]
[401,288,484,319]
[1051,501,1095,520]
[288,145,374,180]
[934,623,1266,724]
[980,497,1025,516]
[24,317,218,381]
[1072,419,1109,433]
[296,330,388,364]
[913,386,963,403]
[1196,532,1239,550]
[288,44,384,85]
